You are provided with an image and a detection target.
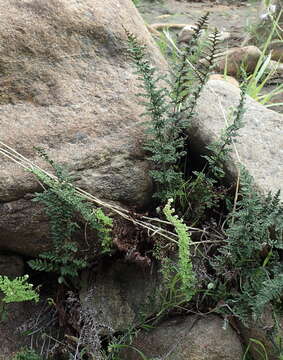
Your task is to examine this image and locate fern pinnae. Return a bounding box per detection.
[163,199,196,300]
[187,12,210,49]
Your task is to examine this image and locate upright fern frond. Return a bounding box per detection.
[126,15,219,202]
[212,168,283,322]
[163,198,196,300]
[28,150,113,284]
[203,82,247,179]
[125,29,169,134]
[187,12,209,49]
[126,29,184,201]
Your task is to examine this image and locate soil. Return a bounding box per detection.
[138,0,258,47]
[137,0,283,113]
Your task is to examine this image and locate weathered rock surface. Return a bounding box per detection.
[209,74,240,87]
[80,261,164,334]
[208,46,261,77]
[0,254,25,278]
[0,0,167,256]
[237,309,283,360]
[120,315,244,360]
[191,79,283,196]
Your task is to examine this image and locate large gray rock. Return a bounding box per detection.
[0,0,167,256]
[120,315,244,360]
[80,261,164,334]
[191,79,283,196]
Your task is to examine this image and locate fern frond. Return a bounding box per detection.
[253,274,283,315]
[163,199,196,300]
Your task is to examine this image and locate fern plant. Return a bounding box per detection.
[126,13,219,202]
[177,81,247,224]
[28,149,113,284]
[0,275,39,321]
[11,348,43,360]
[212,168,283,324]
[0,275,39,304]
[163,198,196,300]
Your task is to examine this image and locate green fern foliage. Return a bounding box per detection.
[180,82,247,224]
[0,275,39,304]
[212,168,283,322]
[28,149,113,283]
[203,82,247,179]
[11,348,43,360]
[163,198,196,300]
[126,15,219,202]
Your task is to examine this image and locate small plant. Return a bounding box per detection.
[163,198,196,300]
[176,81,247,224]
[126,13,219,202]
[212,168,283,323]
[28,148,113,285]
[11,348,43,360]
[0,275,39,321]
[243,9,283,107]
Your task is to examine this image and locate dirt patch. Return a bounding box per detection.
[138,0,258,47]
[137,0,283,113]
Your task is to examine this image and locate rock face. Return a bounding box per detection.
[191,79,283,196]
[209,74,239,87]
[120,315,244,360]
[0,0,167,256]
[0,254,25,278]
[80,261,164,334]
[268,40,283,62]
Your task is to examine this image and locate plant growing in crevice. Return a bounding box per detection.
[163,198,196,300]
[0,275,39,321]
[126,13,220,202]
[211,168,283,326]
[177,81,247,224]
[28,148,113,285]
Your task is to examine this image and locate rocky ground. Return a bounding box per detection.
[136,0,283,113]
[138,0,258,47]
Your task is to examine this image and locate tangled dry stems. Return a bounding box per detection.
[0,141,217,248]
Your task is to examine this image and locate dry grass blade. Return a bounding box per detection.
[0,142,218,246]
